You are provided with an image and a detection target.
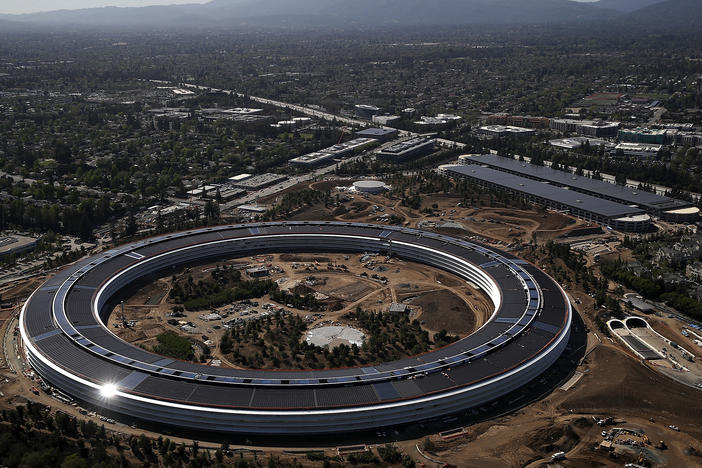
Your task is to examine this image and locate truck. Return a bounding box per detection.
[551,451,566,461]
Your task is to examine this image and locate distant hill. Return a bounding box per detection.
[0,18,24,31]
[628,0,702,26]
[0,0,619,29]
[590,0,662,12]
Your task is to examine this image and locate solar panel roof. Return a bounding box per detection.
[465,154,690,211]
[446,165,645,218]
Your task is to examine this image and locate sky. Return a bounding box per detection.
[0,0,208,15]
[0,0,598,15]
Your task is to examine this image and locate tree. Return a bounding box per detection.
[204,199,220,223]
[124,211,138,238]
[60,453,89,468]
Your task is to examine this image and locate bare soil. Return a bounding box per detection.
[288,203,337,221]
[410,289,479,336]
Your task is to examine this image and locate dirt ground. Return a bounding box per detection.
[396,343,702,468]
[248,178,588,247]
[408,289,485,335]
[647,315,702,360]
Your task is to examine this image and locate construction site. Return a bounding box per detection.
[1,175,701,467]
[106,250,492,369]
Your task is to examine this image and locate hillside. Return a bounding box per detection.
[0,0,618,28]
[628,0,702,26]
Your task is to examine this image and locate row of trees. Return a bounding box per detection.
[0,401,306,467]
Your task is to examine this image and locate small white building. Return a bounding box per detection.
[353,180,388,194]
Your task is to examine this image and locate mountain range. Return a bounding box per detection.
[0,0,699,30]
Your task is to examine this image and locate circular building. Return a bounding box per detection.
[661,206,701,224]
[353,180,388,194]
[21,222,571,435]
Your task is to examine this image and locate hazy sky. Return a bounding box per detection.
[0,1,208,15]
[0,0,598,15]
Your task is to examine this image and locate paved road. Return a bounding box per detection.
[180,82,464,151]
[221,151,370,211]
[3,314,22,375]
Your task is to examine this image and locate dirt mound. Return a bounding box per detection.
[524,423,580,455]
[435,272,463,288]
[350,201,370,211]
[539,212,577,231]
[311,180,351,191]
[289,204,336,221]
[571,417,593,429]
[290,284,315,296]
[331,205,348,216]
[338,201,371,220]
[116,328,147,342]
[435,227,468,238]
[411,290,476,335]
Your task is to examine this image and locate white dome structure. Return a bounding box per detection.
[353,180,388,194]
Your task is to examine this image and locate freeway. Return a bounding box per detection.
[221,154,358,210]
[167,81,468,211]
[179,82,466,150]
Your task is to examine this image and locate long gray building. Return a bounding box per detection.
[440,164,651,232]
[457,154,699,224]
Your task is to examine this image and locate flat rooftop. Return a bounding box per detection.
[0,235,38,255]
[462,154,691,212]
[229,173,252,182]
[480,125,534,133]
[291,138,375,163]
[289,152,333,164]
[378,137,434,155]
[233,173,287,189]
[615,143,663,152]
[444,165,646,219]
[355,128,398,137]
[549,137,614,149]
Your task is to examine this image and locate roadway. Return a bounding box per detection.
[176,81,468,211]
[220,135,416,211]
[179,82,466,150]
[221,151,368,211]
